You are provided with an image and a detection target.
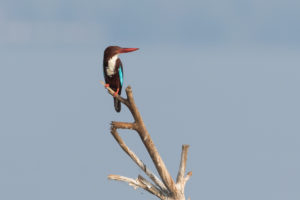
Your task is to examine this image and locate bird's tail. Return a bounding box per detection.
[114,97,121,112]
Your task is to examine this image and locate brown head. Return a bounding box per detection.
[103,46,139,63]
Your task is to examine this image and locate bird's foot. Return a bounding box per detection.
[113,88,120,97]
[104,83,110,88]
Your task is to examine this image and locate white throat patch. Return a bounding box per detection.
[106,54,119,76]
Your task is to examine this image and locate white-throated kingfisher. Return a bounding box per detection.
[103,46,139,112]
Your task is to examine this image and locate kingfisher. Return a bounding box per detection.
[103,46,139,112]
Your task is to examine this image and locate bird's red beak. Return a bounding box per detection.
[118,48,139,54]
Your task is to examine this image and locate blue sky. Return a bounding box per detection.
[0,1,300,200]
[1,0,300,47]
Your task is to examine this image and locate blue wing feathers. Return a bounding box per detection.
[118,67,123,86]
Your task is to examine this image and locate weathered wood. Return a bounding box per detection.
[176,145,190,185]
[111,121,137,130]
[125,86,178,195]
[137,175,166,199]
[102,83,192,200]
[110,127,168,193]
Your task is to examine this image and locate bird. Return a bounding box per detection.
[103,46,139,112]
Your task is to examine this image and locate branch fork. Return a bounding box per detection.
[100,81,192,200]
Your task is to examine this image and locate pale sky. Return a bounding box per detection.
[0,1,300,200]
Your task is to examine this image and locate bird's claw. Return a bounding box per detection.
[113,88,120,97]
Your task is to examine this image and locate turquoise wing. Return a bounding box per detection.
[118,66,123,86]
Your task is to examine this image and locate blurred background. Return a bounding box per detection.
[0,0,300,199]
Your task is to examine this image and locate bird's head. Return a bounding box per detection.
[104,46,139,62]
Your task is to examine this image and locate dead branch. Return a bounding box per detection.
[110,127,168,193]
[111,121,137,130]
[184,171,192,187]
[100,81,129,107]
[176,145,190,185]
[108,174,141,189]
[108,174,165,199]
[102,82,192,200]
[137,175,166,199]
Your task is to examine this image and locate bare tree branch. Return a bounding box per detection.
[100,81,129,107]
[137,175,167,199]
[108,174,140,189]
[102,82,192,200]
[176,145,190,184]
[111,121,137,130]
[123,86,178,195]
[108,174,165,199]
[110,127,168,192]
[184,171,192,187]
